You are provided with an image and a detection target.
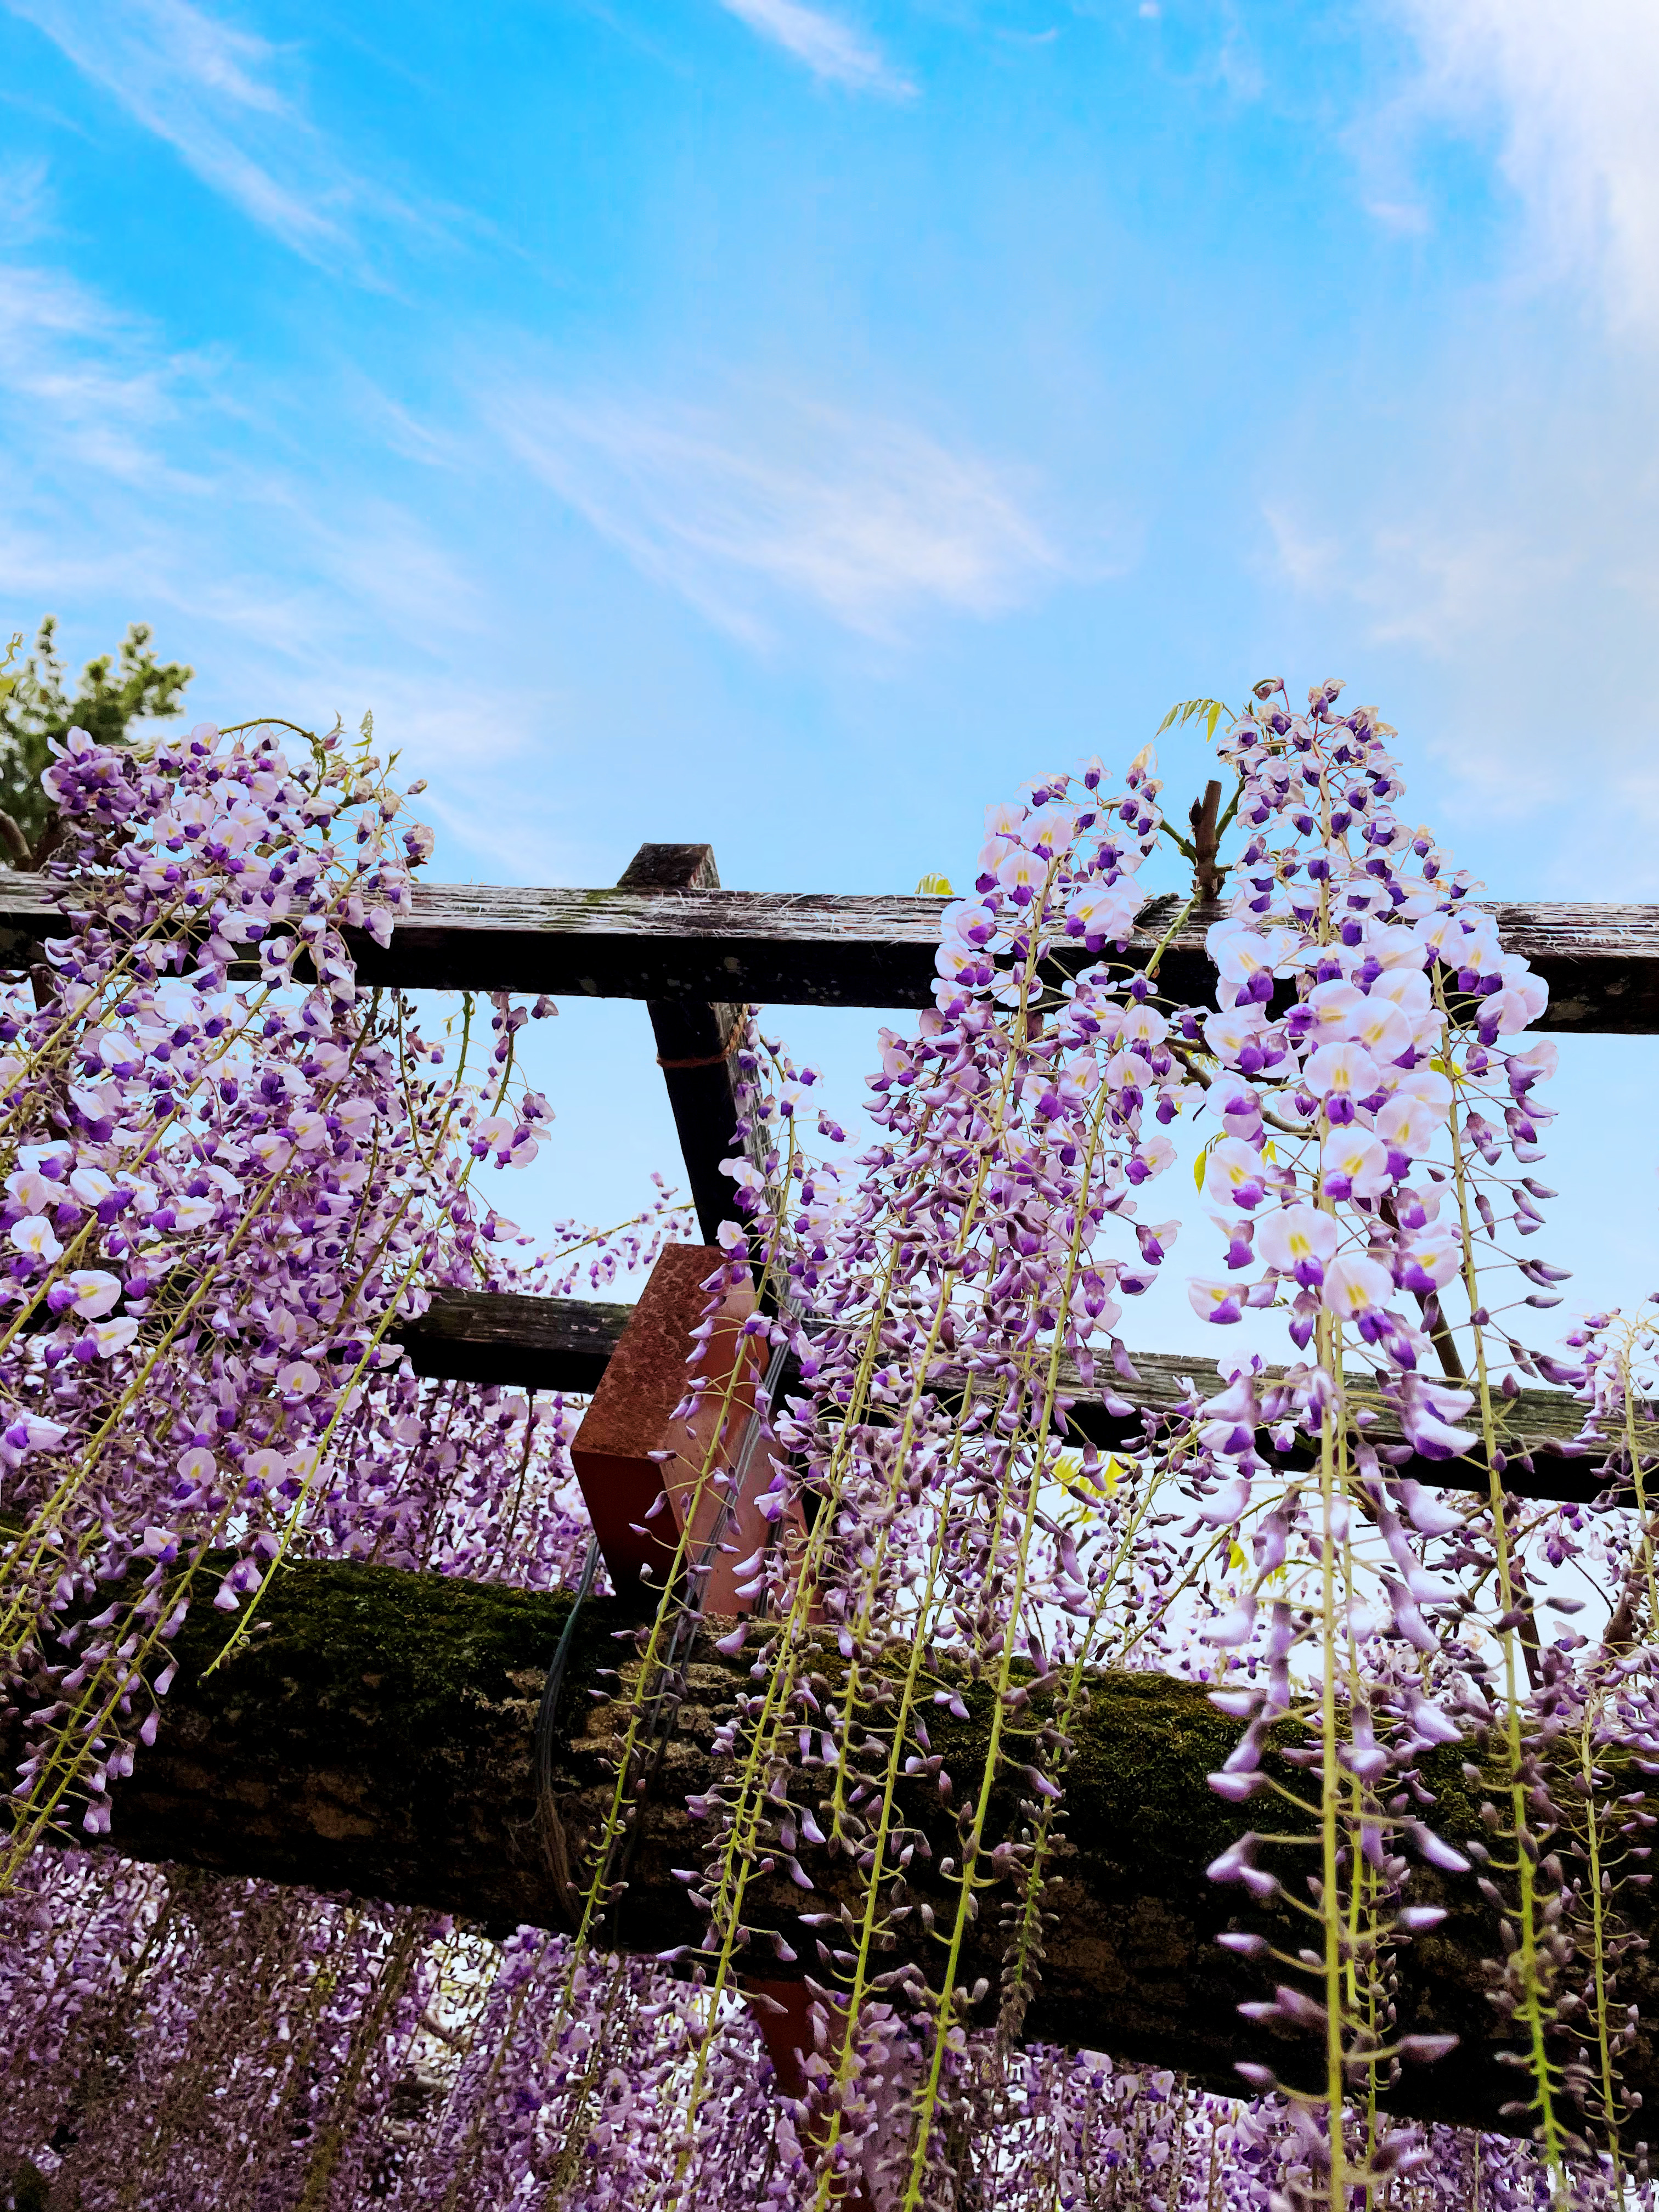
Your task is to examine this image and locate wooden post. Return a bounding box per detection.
[1190,777,1226,902]
[568,1240,822,2150]
[617,843,751,1245]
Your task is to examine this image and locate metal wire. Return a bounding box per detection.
[534,1528,601,1913]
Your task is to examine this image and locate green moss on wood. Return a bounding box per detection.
[3,1550,1651,2135]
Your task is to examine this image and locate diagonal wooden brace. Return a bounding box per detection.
[569,1243,803,1612]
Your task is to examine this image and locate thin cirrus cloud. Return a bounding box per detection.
[0,255,567,874]
[488,386,1061,642]
[0,261,202,486]
[714,0,915,97]
[1259,328,1659,884]
[4,0,405,263]
[1263,500,1573,666]
[1392,0,1659,335]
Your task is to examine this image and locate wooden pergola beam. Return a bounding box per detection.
[4,868,1659,1030]
[399,1289,1609,1505]
[44,1550,1650,2137]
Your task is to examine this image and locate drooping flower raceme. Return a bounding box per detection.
[0,719,681,1867]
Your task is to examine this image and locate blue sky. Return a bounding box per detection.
[4,0,1659,1352]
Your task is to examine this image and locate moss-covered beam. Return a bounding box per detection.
[11,1555,1654,2135]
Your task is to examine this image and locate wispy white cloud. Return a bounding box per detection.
[1259,329,1659,894]
[1262,504,1573,662]
[0,247,563,875]
[1293,4,1659,890]
[714,0,914,97]
[4,0,406,262]
[0,155,53,243]
[1391,0,1659,334]
[0,263,208,483]
[487,385,1059,641]
[1363,196,1430,238]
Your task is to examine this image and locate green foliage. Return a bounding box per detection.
[1154,695,1229,743]
[0,617,193,858]
[915,872,955,896]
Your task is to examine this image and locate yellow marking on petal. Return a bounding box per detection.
[1052,1451,1123,1497]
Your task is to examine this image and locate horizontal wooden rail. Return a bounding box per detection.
[400,1289,1609,1505]
[4,870,1659,1030]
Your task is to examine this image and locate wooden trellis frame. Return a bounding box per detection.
[4,849,1649,1493]
[10,845,1659,2128]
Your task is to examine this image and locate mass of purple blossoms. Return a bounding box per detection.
[1,691,1657,2211]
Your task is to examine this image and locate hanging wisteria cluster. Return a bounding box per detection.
[3,689,1658,2212]
[0,716,694,1872]
[0,1842,1574,2212]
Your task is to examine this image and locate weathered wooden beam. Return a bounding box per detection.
[400,1289,622,1393]
[37,1552,1654,2135]
[4,868,1658,1031]
[400,1288,1609,1505]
